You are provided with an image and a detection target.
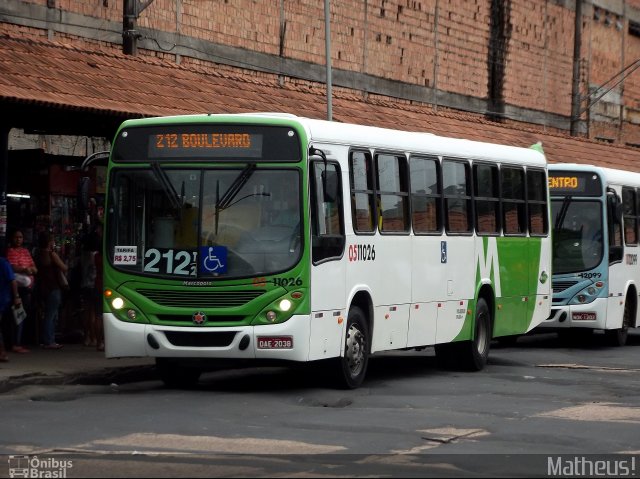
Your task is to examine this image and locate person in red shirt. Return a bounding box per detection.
[6,229,37,353]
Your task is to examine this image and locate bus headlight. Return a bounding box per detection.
[112,297,125,310]
[570,282,603,305]
[279,299,292,312]
[255,291,305,325]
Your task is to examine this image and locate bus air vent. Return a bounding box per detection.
[137,289,265,308]
[164,331,237,347]
[552,281,579,293]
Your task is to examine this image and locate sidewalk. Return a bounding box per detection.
[0,344,156,392]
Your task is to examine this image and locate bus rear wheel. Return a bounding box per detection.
[334,306,370,389]
[605,301,631,347]
[436,298,491,371]
[156,358,202,389]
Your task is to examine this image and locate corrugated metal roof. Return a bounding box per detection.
[2,33,640,171]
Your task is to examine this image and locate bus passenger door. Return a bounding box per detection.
[308,160,347,361]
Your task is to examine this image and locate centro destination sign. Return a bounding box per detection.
[548,171,602,196]
[149,131,263,158]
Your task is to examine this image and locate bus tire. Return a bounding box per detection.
[334,306,370,389]
[435,298,491,371]
[605,301,631,347]
[459,297,491,371]
[156,358,201,389]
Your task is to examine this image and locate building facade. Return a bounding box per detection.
[4,0,640,143]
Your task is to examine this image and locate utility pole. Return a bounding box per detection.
[570,0,583,136]
[122,0,155,55]
[324,0,332,121]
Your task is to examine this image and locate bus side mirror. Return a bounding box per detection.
[607,192,623,223]
[322,170,338,203]
[610,244,623,263]
[78,176,91,212]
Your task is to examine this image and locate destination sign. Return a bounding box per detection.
[548,171,602,196]
[111,124,301,163]
[149,132,263,158]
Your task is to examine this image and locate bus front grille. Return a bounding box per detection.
[137,289,265,308]
[164,331,237,347]
[156,315,246,323]
[552,281,579,293]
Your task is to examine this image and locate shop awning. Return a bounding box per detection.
[2,33,640,170]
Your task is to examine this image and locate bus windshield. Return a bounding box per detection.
[551,198,604,274]
[107,166,302,279]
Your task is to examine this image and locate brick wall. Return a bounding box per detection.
[12,0,640,145]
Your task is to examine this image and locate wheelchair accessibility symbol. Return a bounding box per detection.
[199,246,228,275]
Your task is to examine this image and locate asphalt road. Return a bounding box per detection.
[1,331,639,477]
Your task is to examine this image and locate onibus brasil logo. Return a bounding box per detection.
[8,455,73,478]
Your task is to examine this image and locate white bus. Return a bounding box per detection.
[544,164,640,345]
[103,113,552,388]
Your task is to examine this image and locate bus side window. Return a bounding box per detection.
[502,167,526,235]
[349,150,376,233]
[375,153,410,233]
[622,187,638,245]
[527,168,549,236]
[410,156,442,234]
[443,160,472,234]
[608,190,624,263]
[474,163,500,235]
[311,161,345,263]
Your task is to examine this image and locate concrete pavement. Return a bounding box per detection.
[0,343,156,392]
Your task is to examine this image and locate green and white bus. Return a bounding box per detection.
[103,113,551,388]
[544,164,640,345]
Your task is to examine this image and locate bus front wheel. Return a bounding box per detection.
[334,306,370,389]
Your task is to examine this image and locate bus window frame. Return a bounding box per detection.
[622,186,638,246]
[310,159,346,265]
[409,154,443,236]
[442,158,473,236]
[349,148,377,236]
[526,167,550,238]
[473,161,501,237]
[374,150,411,236]
[501,165,527,237]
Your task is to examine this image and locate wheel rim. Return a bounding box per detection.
[345,323,366,377]
[476,311,489,357]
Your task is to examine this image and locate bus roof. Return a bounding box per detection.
[119,113,547,167]
[549,163,640,188]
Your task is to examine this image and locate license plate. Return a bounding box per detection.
[572,312,596,321]
[257,336,293,349]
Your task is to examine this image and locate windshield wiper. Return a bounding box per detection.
[215,163,257,234]
[554,195,572,231]
[151,162,182,212]
[217,164,257,210]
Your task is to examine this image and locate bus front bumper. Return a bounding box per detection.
[103,313,313,362]
[540,297,608,330]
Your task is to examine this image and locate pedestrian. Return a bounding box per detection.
[94,234,104,352]
[0,256,22,362]
[80,226,100,347]
[6,229,37,353]
[34,232,67,349]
